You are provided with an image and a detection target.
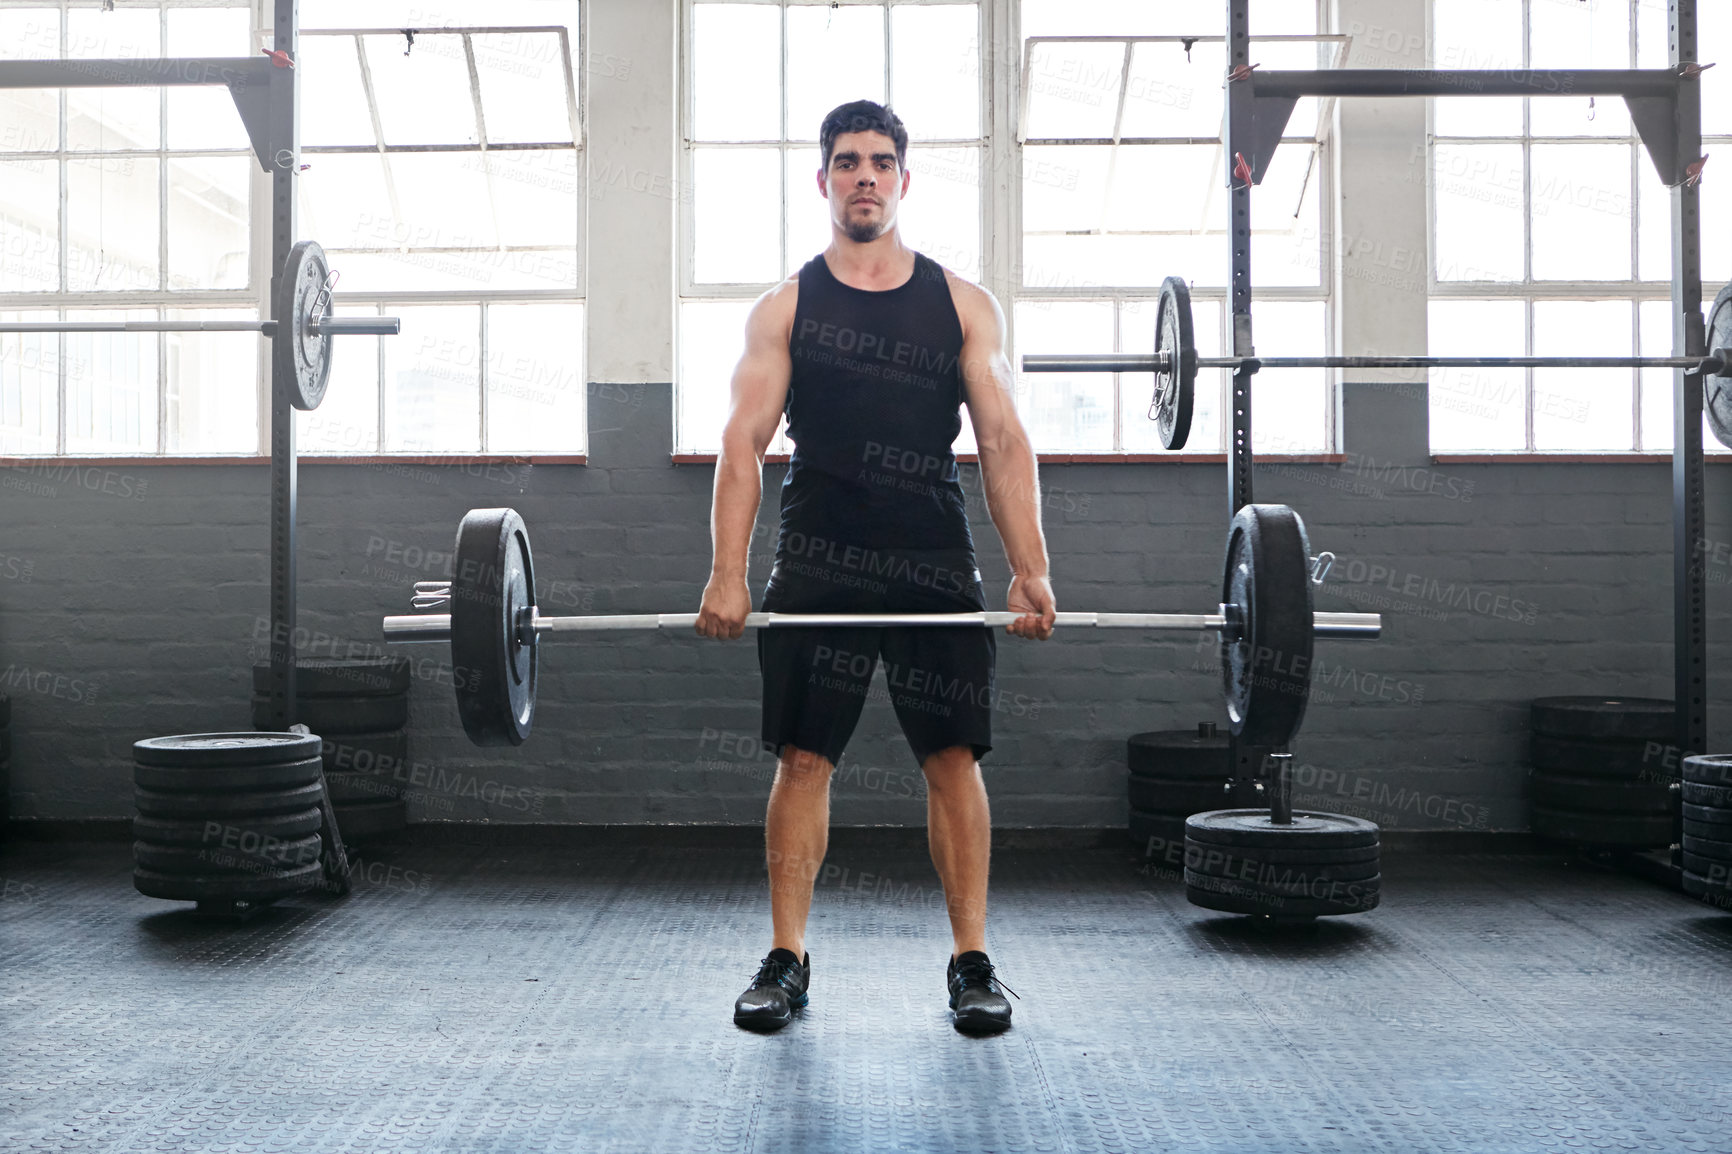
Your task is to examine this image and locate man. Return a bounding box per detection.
[696,100,1055,1035]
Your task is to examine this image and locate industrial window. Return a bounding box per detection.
[1426,0,1732,453]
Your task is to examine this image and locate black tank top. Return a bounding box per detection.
[766,250,980,613]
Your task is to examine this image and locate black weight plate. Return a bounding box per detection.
[1529,772,1675,815]
[1220,504,1314,747]
[132,808,323,846]
[134,781,325,818]
[1528,734,1666,778]
[452,507,538,746]
[1126,729,1232,778]
[1153,276,1196,450]
[1682,871,1732,907]
[1530,697,1675,741]
[133,861,323,903]
[249,693,408,734]
[1186,809,1379,851]
[134,834,322,876]
[1683,831,1732,861]
[1184,847,1380,885]
[134,755,323,793]
[1686,818,1732,840]
[1186,871,1381,917]
[1185,865,1381,899]
[1185,840,1382,868]
[251,657,412,698]
[326,771,406,805]
[1531,806,1674,846]
[1706,280,1732,449]
[1682,802,1732,826]
[1682,780,1732,808]
[321,730,410,775]
[1128,774,1235,814]
[133,732,322,768]
[0,729,8,763]
[1684,754,1732,787]
[0,693,8,725]
[332,798,407,840]
[274,239,334,411]
[1130,808,1189,862]
[1682,854,1732,882]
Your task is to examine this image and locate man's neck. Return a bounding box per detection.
[824,232,916,291]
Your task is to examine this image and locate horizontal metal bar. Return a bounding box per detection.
[1251,68,1682,99]
[1021,353,1728,373]
[380,610,1383,641]
[0,58,273,89]
[311,316,402,336]
[0,318,402,336]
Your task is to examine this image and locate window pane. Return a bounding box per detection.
[1014,300,1114,451]
[1638,299,1673,452]
[475,33,574,144]
[1529,0,1630,137]
[678,299,753,454]
[1706,163,1732,285]
[1023,41,1121,140]
[298,153,393,251]
[1250,300,1326,453]
[1431,0,1522,136]
[1530,144,1631,281]
[1253,39,1320,141]
[1021,0,1177,38]
[385,305,479,452]
[693,5,780,141]
[786,4,884,140]
[64,310,157,454]
[1432,144,1523,281]
[1533,300,1631,450]
[166,8,253,150]
[1429,300,1524,452]
[1636,0,1668,70]
[891,5,979,141]
[487,303,584,453]
[363,34,479,146]
[1705,2,1732,135]
[0,9,60,153]
[299,306,381,455]
[165,309,258,454]
[1252,142,1322,288]
[66,8,161,151]
[67,158,160,292]
[0,159,59,292]
[489,150,581,290]
[300,35,376,147]
[303,0,575,27]
[695,147,780,284]
[390,152,499,249]
[1121,295,1222,453]
[1121,41,1224,138]
[0,311,59,455]
[901,146,980,283]
[1636,157,1670,282]
[785,148,832,277]
[167,157,251,291]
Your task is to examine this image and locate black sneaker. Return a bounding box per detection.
[733,947,810,1031]
[947,950,1015,1034]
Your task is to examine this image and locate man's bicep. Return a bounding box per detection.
[725,293,795,453]
[956,292,1024,451]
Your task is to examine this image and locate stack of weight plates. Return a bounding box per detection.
[1529,696,1676,847]
[1682,754,1732,907]
[252,658,410,840]
[0,693,10,831]
[132,732,325,911]
[1184,810,1381,919]
[1127,725,1251,859]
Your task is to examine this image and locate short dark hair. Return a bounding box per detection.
[819,100,908,171]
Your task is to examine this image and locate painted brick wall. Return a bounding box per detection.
[3,379,1729,830]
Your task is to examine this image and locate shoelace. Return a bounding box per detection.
[954,959,1020,1000]
[748,954,801,992]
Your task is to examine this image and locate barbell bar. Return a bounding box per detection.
[1018,275,1732,451]
[0,317,399,337]
[380,504,1382,750]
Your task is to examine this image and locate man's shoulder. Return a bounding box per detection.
[931,263,1002,335]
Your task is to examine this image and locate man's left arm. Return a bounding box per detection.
[950,274,1055,640]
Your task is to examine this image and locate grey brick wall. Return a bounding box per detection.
[3,379,1729,830]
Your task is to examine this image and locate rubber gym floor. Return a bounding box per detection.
[4,835,1730,1153]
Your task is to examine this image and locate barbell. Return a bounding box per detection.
[380,505,1382,750]
[0,240,399,411]
[1020,276,1732,450]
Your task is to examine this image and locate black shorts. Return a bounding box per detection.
[757,552,997,768]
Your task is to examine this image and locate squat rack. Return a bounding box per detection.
[1216,0,1711,764]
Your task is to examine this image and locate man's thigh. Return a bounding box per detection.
[759,626,882,768]
[878,626,997,766]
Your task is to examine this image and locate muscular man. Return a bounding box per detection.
[696,100,1055,1035]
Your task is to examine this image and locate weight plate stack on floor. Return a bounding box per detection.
[0,692,10,831]
[1184,809,1381,920]
[1681,754,1732,906]
[1528,696,1677,848]
[252,658,411,840]
[1127,724,1254,861]
[131,732,326,911]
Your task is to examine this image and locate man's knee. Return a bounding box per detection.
[921,745,978,787]
[776,745,835,783]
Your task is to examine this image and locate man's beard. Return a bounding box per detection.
[842,210,888,244]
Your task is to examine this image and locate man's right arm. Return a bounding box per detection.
[696,279,797,639]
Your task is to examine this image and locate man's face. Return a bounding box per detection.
[819,129,910,243]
